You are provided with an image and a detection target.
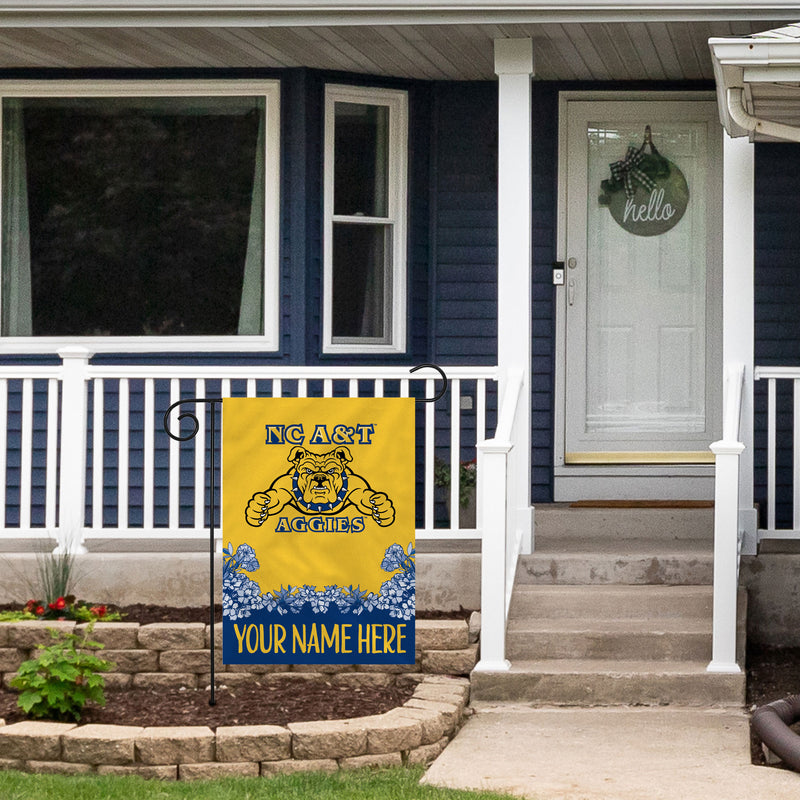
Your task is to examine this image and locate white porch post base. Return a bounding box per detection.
[474,443,511,671]
[473,659,511,673]
[706,661,742,674]
[707,439,744,674]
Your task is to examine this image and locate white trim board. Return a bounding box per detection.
[554,91,722,500]
[0,1,794,28]
[322,83,408,355]
[0,79,281,354]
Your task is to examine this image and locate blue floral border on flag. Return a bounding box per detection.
[222,541,415,623]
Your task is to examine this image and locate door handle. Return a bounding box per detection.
[568,278,575,306]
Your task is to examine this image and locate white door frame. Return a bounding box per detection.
[554,90,722,501]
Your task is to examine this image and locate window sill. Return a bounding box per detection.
[0,335,280,355]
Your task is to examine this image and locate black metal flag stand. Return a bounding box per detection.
[162,365,448,707]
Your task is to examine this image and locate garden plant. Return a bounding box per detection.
[10,622,114,722]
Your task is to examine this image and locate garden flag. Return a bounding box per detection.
[222,397,415,665]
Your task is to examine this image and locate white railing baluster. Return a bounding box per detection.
[168,379,179,530]
[795,380,800,532]
[768,377,776,533]
[45,379,58,530]
[194,379,206,530]
[476,379,486,443]
[143,379,155,530]
[92,380,104,530]
[118,379,129,531]
[0,364,499,546]
[424,379,435,531]
[19,378,33,530]
[450,378,461,529]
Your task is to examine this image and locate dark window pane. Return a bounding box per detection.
[332,222,390,340]
[333,102,388,218]
[3,96,264,337]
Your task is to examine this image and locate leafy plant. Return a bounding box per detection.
[433,457,477,508]
[10,623,114,722]
[34,549,76,604]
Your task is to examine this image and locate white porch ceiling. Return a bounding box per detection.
[0,20,793,80]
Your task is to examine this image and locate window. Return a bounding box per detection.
[0,81,280,352]
[323,85,408,353]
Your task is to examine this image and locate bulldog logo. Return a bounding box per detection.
[245,445,395,527]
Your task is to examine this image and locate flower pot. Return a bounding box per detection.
[444,492,476,529]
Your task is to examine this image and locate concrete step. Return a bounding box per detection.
[471,659,745,706]
[507,585,714,620]
[533,505,714,541]
[505,618,711,661]
[516,543,714,585]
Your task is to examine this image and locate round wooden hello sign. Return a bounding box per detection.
[599,126,689,237]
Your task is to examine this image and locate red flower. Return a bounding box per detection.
[35,605,45,616]
[90,605,107,618]
[54,597,66,610]
[24,600,36,612]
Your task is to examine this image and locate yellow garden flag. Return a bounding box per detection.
[222,397,415,664]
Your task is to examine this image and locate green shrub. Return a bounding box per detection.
[10,623,114,722]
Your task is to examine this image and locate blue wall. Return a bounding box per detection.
[753,142,800,528]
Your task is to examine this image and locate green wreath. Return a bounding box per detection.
[599,125,671,206]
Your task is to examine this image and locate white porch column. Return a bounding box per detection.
[722,134,756,554]
[495,38,534,552]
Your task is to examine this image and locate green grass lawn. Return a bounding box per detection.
[0,767,521,800]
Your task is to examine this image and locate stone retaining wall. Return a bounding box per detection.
[0,618,479,690]
[0,675,470,779]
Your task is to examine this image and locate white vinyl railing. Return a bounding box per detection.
[474,366,525,672]
[708,362,745,674]
[0,348,500,552]
[754,365,800,539]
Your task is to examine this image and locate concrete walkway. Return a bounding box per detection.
[422,704,800,800]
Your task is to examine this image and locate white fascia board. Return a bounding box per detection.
[710,34,800,138]
[0,1,798,27]
[710,37,800,68]
[709,41,748,137]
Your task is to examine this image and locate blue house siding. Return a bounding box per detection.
[432,82,498,365]
[754,141,800,529]
[2,70,559,528]
[530,84,559,503]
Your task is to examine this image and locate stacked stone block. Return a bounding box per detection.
[0,676,470,779]
[0,618,478,690]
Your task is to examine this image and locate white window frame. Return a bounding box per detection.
[323,84,408,354]
[0,79,281,354]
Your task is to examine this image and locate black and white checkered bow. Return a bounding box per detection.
[609,146,657,199]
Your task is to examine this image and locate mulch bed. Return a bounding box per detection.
[0,604,475,625]
[0,603,471,730]
[0,679,416,730]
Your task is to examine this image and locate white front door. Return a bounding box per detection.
[556,97,722,498]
